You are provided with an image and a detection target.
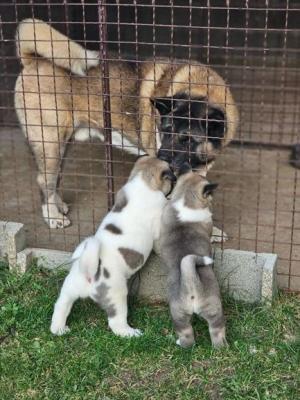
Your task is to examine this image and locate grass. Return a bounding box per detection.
[0,262,299,400]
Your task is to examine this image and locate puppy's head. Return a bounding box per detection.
[152,93,225,169]
[130,156,177,196]
[172,166,218,209]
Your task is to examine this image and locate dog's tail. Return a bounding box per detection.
[180,254,213,297]
[72,236,101,282]
[15,18,99,75]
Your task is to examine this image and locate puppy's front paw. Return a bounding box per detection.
[113,326,143,338]
[50,324,70,336]
[212,336,228,349]
[176,337,195,348]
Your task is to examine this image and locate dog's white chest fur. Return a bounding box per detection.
[74,127,146,156]
[173,197,212,223]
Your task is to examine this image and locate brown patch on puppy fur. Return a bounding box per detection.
[105,224,122,235]
[119,247,144,270]
[129,156,176,196]
[94,282,116,317]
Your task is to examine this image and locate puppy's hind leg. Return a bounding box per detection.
[170,303,195,348]
[94,276,142,337]
[201,305,227,348]
[50,288,78,336]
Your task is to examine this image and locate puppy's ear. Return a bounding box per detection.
[151,97,172,115]
[177,162,192,176]
[195,161,215,178]
[161,168,177,183]
[203,182,218,198]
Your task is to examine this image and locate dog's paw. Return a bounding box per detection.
[212,337,228,349]
[113,327,143,338]
[176,337,195,348]
[71,59,88,77]
[50,324,70,336]
[59,201,69,215]
[211,226,228,243]
[42,204,71,229]
[48,214,71,229]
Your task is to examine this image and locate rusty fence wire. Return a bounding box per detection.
[0,1,299,291]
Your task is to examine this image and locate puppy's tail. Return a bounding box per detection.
[72,236,101,282]
[15,18,98,75]
[180,254,213,295]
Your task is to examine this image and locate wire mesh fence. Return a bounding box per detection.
[0,1,299,291]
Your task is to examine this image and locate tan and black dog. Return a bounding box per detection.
[14,18,238,228]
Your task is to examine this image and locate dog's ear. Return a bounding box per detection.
[177,161,192,176]
[151,97,172,115]
[203,182,218,198]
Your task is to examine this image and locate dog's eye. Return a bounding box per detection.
[179,134,189,143]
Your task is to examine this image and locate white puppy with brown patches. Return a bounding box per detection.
[50,156,176,337]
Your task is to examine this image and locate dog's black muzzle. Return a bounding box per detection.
[158,146,210,171]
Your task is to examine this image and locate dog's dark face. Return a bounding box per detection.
[152,93,226,169]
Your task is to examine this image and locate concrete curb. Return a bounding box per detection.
[0,220,278,303]
[139,249,278,304]
[0,221,26,269]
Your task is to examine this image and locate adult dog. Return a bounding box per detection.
[14,18,238,228]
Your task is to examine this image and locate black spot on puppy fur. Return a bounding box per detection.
[105,224,122,234]
[94,259,101,281]
[103,268,110,278]
[119,247,144,269]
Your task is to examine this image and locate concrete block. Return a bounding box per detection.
[16,247,72,273]
[12,243,277,304]
[0,221,26,270]
[16,248,34,273]
[138,253,167,302]
[213,249,278,303]
[139,248,278,304]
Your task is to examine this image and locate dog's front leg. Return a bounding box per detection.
[35,139,71,229]
[105,277,142,337]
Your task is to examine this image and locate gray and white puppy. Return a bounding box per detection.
[160,164,227,348]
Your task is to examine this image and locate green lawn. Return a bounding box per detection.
[0,262,299,400]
